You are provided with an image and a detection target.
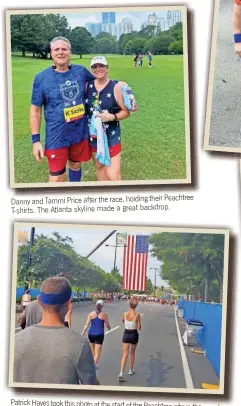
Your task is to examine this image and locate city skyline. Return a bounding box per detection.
[62,10,182,33]
[17,227,167,288]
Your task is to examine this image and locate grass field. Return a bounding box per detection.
[11,54,188,184]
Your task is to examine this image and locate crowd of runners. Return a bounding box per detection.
[73,292,176,305]
[16,278,176,386]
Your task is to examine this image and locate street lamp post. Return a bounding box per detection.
[105,243,127,271]
[26,227,35,289]
[150,267,159,298]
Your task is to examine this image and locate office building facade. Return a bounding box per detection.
[102,12,116,24]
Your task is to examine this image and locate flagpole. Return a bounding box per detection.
[113,244,118,270]
[86,230,117,258]
[145,247,151,292]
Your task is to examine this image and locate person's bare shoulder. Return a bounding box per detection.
[116,81,128,87]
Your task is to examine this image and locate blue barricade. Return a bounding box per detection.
[177,300,222,377]
[16,287,40,299]
[16,287,87,300]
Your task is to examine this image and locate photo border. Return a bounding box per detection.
[204,0,241,153]
[6,5,191,188]
[9,222,229,395]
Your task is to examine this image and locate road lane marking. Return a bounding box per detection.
[105,326,120,335]
[174,309,194,389]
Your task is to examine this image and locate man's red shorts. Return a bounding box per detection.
[45,139,91,175]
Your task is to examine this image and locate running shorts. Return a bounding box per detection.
[90,141,121,159]
[88,334,104,345]
[122,329,139,345]
[45,139,91,176]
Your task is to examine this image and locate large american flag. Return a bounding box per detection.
[122,235,149,291]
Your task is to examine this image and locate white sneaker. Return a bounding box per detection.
[95,366,100,378]
[128,368,135,375]
[118,373,124,382]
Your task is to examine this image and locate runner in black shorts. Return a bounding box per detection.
[118,297,141,382]
[64,302,73,327]
[82,300,111,366]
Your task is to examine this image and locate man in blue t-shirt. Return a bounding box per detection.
[30,36,94,183]
[14,276,98,385]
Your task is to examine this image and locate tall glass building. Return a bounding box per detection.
[167,10,182,27]
[92,23,102,37]
[85,22,102,37]
[102,12,116,24]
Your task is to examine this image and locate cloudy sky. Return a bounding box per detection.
[18,226,168,287]
[62,11,172,32]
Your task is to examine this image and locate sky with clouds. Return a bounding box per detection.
[18,226,168,287]
[62,11,173,32]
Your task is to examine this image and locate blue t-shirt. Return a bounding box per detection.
[31,65,94,150]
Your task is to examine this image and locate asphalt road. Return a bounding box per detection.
[209,0,241,148]
[71,301,218,389]
[76,302,186,388]
[15,301,219,389]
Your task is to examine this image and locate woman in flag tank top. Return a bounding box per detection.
[85,56,131,181]
[118,297,141,382]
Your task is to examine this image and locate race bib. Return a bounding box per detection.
[64,103,85,122]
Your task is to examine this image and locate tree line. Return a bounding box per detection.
[149,233,225,303]
[11,14,183,58]
[17,232,154,295]
[17,231,224,302]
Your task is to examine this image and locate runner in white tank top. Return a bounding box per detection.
[118,297,141,382]
[21,290,31,310]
